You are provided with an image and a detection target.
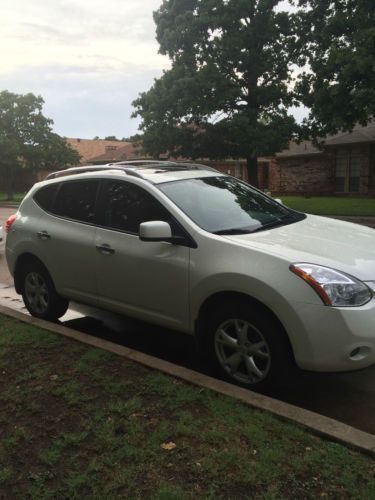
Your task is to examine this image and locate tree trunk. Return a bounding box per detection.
[246,156,259,188]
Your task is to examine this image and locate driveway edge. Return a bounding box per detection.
[1,304,374,457]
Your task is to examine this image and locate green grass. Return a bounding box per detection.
[281,196,375,216]
[0,192,24,203]
[0,314,374,499]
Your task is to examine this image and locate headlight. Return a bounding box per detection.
[290,263,373,307]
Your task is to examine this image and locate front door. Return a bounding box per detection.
[95,179,190,331]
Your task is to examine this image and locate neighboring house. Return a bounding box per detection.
[203,158,274,190]
[85,141,274,190]
[88,142,147,164]
[271,123,375,196]
[66,138,132,165]
[11,125,375,196]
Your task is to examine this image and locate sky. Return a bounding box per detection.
[0,0,170,139]
[0,0,306,140]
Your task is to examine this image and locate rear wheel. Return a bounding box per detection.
[21,262,69,321]
[199,301,294,388]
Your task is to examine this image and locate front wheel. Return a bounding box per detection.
[200,302,294,388]
[21,262,69,321]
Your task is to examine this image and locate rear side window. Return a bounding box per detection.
[52,180,99,224]
[33,183,59,212]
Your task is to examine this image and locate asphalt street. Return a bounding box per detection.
[1,205,375,435]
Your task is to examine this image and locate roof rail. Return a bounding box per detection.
[45,160,220,180]
[45,165,144,180]
[108,160,173,166]
[167,162,219,172]
[110,160,220,173]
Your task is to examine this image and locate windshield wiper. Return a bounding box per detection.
[249,214,303,233]
[213,213,305,236]
[213,228,253,235]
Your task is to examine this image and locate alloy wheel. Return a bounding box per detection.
[24,272,49,315]
[214,318,271,384]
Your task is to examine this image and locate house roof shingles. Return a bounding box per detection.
[276,122,375,159]
[89,143,143,163]
[67,138,133,164]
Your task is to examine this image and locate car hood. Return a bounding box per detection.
[223,214,375,281]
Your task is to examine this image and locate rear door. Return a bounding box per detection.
[94,179,190,331]
[35,179,100,304]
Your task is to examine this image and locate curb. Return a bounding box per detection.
[1,304,374,457]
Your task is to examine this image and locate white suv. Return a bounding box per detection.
[5,162,375,387]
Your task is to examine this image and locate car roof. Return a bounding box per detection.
[45,161,224,185]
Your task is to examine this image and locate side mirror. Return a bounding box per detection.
[139,221,172,242]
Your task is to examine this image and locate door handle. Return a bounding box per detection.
[37,231,51,240]
[96,243,115,255]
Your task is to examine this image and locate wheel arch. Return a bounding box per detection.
[14,253,52,294]
[195,291,296,364]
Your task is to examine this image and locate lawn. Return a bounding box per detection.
[0,192,25,203]
[280,196,375,216]
[0,314,374,499]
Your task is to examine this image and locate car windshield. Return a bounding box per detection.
[158,176,305,234]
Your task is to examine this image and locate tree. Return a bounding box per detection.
[121,134,143,142]
[0,90,80,199]
[296,0,375,137]
[104,136,120,141]
[132,0,299,186]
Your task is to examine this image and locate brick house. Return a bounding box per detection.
[87,142,273,189]
[77,124,375,196]
[9,124,375,196]
[270,123,375,196]
[66,138,132,165]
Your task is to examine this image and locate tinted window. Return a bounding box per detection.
[52,180,99,223]
[34,183,59,211]
[159,176,304,234]
[101,180,172,233]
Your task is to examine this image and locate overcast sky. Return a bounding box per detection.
[0,0,305,140]
[0,0,170,139]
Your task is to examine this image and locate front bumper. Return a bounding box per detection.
[287,297,375,372]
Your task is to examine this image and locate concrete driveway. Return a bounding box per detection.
[1,205,375,435]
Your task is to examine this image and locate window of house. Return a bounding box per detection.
[100,180,172,233]
[335,149,361,193]
[51,180,99,223]
[234,164,242,179]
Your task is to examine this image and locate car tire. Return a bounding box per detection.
[21,261,69,321]
[199,301,294,388]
